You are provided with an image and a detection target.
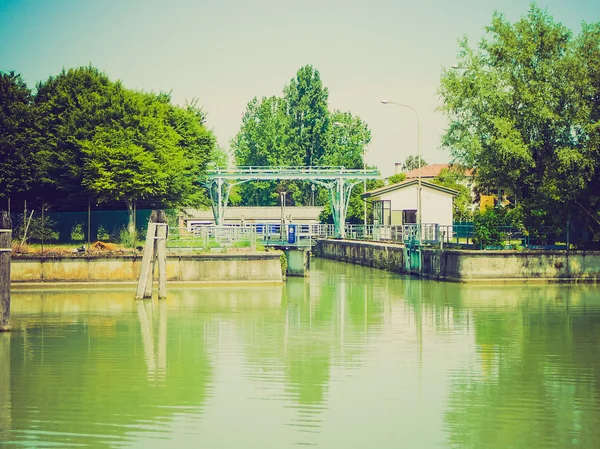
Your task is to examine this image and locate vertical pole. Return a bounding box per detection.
[143,236,157,299]
[156,222,168,299]
[566,214,570,255]
[363,132,368,229]
[136,211,159,299]
[217,178,222,226]
[41,201,45,256]
[0,212,12,332]
[338,178,345,239]
[87,198,91,252]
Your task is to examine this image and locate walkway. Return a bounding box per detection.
[204,167,381,238]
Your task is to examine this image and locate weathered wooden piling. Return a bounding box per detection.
[0,211,12,332]
[135,210,168,299]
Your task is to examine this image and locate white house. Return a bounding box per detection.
[362,179,457,226]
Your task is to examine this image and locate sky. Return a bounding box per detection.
[1,0,599,177]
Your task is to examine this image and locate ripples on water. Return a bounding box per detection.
[1,259,600,448]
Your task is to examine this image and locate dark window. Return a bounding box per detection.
[402,209,417,224]
[374,200,391,225]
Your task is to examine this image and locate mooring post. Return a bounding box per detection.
[0,211,12,332]
[143,229,157,299]
[156,222,168,299]
[136,210,167,299]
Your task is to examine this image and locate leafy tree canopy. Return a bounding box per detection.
[29,66,216,227]
[401,155,427,172]
[231,65,373,223]
[440,4,600,245]
[0,71,38,200]
[388,173,407,185]
[431,167,474,222]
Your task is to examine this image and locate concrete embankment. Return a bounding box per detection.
[315,239,600,283]
[11,253,283,284]
[315,239,404,272]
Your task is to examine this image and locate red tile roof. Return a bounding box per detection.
[404,164,473,179]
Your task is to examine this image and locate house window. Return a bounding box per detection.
[374,200,391,225]
[402,209,417,224]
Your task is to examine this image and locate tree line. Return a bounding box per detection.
[440,4,600,246]
[0,66,219,231]
[231,64,382,223]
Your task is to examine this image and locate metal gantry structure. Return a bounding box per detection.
[203,167,382,238]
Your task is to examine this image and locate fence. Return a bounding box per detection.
[168,223,336,251]
[4,204,571,252]
[8,208,154,249]
[344,223,569,250]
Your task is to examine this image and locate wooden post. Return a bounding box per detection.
[143,233,157,298]
[156,222,167,299]
[135,210,167,299]
[0,211,12,332]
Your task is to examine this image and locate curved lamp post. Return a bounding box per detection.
[332,121,369,228]
[381,100,422,234]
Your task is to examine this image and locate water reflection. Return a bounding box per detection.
[0,333,11,442]
[3,263,600,448]
[7,289,214,447]
[236,264,387,445]
[442,284,600,449]
[136,299,168,382]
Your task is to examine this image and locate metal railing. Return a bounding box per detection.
[168,222,567,252]
[344,223,441,245]
[168,223,337,251]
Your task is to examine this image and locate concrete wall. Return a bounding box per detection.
[285,249,309,277]
[316,239,600,283]
[421,249,600,282]
[11,253,283,283]
[183,206,324,226]
[315,239,404,273]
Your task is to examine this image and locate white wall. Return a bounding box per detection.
[373,184,453,226]
[421,188,453,226]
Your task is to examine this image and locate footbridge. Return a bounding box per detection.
[204,167,382,238]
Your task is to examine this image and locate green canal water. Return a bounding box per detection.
[1,259,600,448]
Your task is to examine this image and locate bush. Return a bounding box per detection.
[119,229,139,248]
[473,208,505,247]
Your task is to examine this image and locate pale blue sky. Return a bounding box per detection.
[1,0,599,176]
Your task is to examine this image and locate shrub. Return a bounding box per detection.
[473,208,505,247]
[119,229,138,248]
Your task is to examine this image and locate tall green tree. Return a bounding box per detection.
[231,96,289,205]
[0,72,38,203]
[284,65,330,204]
[439,5,600,245]
[401,155,427,172]
[34,66,216,231]
[431,167,474,222]
[231,65,373,223]
[284,65,329,168]
[34,66,116,203]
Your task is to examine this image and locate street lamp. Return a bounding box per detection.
[381,100,422,234]
[332,121,369,228]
